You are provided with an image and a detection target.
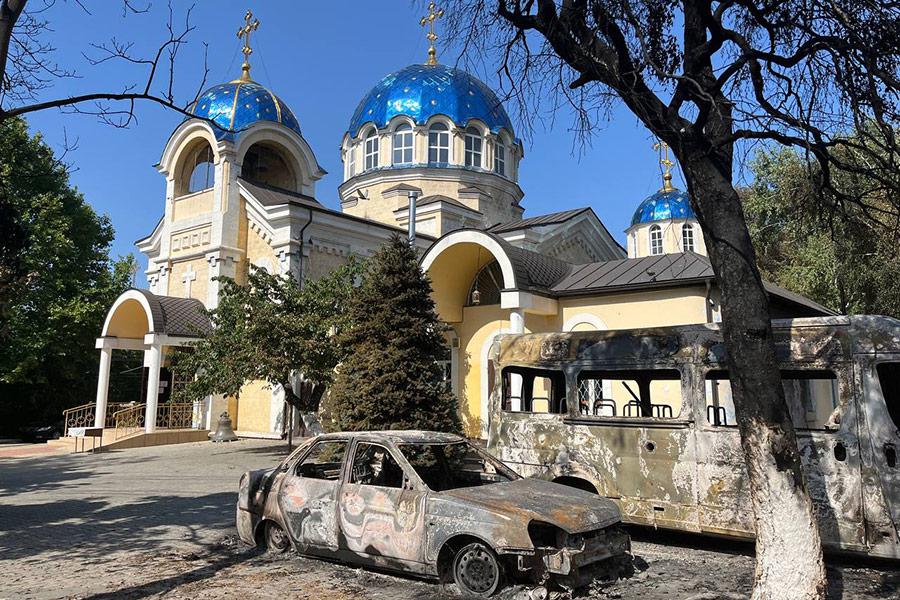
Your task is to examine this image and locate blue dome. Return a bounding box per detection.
[191,80,302,141]
[631,188,696,226]
[348,63,513,138]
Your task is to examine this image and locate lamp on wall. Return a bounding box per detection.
[471,288,481,306]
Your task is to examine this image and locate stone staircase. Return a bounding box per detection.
[46,428,209,453]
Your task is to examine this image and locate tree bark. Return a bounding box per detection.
[683,152,826,600]
[0,0,27,90]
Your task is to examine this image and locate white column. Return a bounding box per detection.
[93,347,113,428]
[144,344,162,433]
[510,308,525,334]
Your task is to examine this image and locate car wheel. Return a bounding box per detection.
[452,541,502,597]
[265,521,290,553]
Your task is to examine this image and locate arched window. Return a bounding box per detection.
[364,129,379,171]
[649,225,664,255]
[347,143,356,177]
[392,123,414,165]
[494,140,506,176]
[682,223,695,252]
[428,122,450,164]
[466,260,503,307]
[242,143,295,191]
[464,127,482,168]
[187,144,214,193]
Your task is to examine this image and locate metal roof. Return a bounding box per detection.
[488,208,590,234]
[130,289,211,338]
[189,80,302,141]
[347,63,513,138]
[551,252,713,294]
[416,194,482,213]
[237,178,321,208]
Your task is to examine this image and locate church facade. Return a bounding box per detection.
[91,10,834,442]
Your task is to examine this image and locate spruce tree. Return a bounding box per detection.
[326,234,462,434]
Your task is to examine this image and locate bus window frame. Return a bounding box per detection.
[701,366,845,433]
[568,364,690,425]
[500,365,568,416]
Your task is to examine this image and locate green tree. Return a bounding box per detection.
[325,234,461,435]
[745,146,900,318]
[0,116,134,434]
[172,261,360,436]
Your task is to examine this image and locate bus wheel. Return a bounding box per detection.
[452,541,502,597]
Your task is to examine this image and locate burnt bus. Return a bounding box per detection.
[486,316,900,559]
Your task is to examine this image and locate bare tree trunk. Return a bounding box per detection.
[684,154,826,600]
[0,0,27,86]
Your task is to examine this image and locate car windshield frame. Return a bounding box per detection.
[397,440,520,492]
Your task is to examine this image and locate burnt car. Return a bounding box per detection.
[237,430,630,596]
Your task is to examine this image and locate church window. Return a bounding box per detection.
[464,127,482,168]
[242,143,295,191]
[428,122,450,164]
[187,144,214,193]
[649,224,663,255]
[392,123,414,165]
[682,224,695,252]
[347,144,357,177]
[364,129,379,171]
[494,141,506,176]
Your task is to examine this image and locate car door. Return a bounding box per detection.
[277,439,348,551]
[338,441,428,566]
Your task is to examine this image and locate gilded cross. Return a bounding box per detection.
[237,10,261,82]
[653,141,675,192]
[420,2,444,66]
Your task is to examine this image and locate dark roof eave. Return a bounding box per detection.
[550,276,714,298]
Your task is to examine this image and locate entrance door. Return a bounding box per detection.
[278,439,348,551]
[338,442,427,565]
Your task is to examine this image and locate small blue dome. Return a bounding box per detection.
[191,80,302,141]
[348,63,513,138]
[631,188,695,226]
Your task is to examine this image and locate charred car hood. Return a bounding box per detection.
[439,478,620,533]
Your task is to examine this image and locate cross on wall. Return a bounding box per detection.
[182,264,197,298]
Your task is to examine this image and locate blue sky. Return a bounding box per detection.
[24,1,684,277]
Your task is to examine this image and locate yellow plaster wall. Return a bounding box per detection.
[235,380,272,434]
[169,224,212,258]
[560,287,710,330]
[167,258,209,302]
[306,247,350,281]
[342,176,521,232]
[172,189,214,221]
[246,220,278,272]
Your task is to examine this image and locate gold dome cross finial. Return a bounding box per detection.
[653,140,676,192]
[420,2,445,65]
[237,10,261,82]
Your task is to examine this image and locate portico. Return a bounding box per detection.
[93,289,212,434]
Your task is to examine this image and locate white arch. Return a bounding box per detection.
[234,122,325,188]
[101,290,156,337]
[158,120,223,177]
[562,313,608,332]
[421,230,517,291]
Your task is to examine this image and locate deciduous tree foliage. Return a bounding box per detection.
[0,116,134,434]
[443,2,900,598]
[324,235,462,435]
[745,146,900,318]
[172,261,360,413]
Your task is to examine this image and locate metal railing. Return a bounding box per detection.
[113,403,146,440]
[63,402,132,436]
[155,403,196,430]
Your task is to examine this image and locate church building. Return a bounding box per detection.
[87,8,833,445]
